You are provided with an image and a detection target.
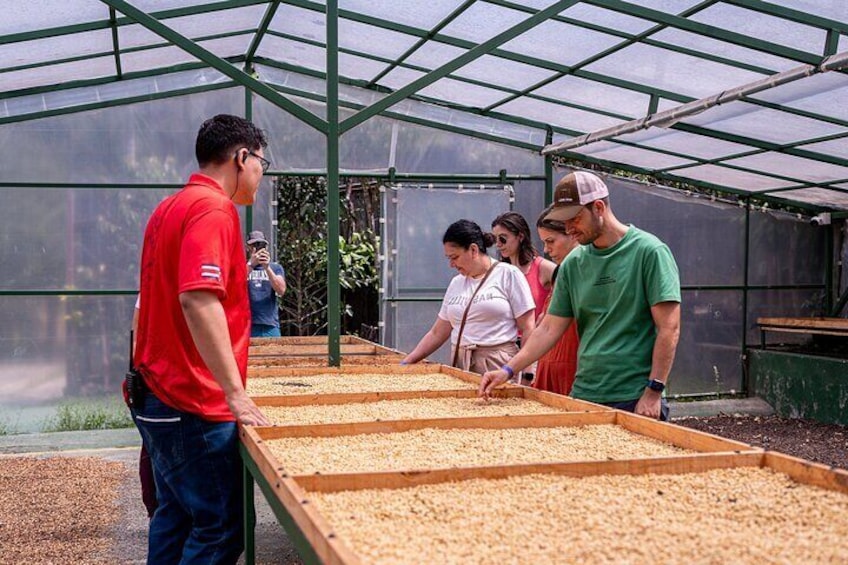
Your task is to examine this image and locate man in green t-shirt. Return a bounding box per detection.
[479,171,681,420]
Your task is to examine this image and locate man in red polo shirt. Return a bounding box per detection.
[132,114,271,564]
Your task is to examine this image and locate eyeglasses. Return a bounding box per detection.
[497,235,509,245]
[249,152,271,174]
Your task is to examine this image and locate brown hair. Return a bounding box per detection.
[492,211,537,266]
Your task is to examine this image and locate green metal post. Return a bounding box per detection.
[544,127,554,205]
[245,88,254,236]
[741,198,751,394]
[327,0,341,366]
[243,459,256,565]
[825,222,834,313]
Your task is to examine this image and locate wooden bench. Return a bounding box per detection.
[757,317,848,348]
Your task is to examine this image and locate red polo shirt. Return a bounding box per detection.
[135,173,250,421]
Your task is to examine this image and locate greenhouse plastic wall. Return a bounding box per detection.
[0,88,246,431]
[382,185,513,364]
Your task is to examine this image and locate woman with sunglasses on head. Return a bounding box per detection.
[401,219,536,375]
[491,212,556,385]
[533,207,580,395]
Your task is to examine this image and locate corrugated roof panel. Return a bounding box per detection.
[620,129,753,161]
[451,55,558,92]
[769,188,848,210]
[405,41,466,70]
[0,30,114,72]
[573,140,696,170]
[749,73,848,123]
[682,102,848,145]
[3,55,115,92]
[503,20,623,67]
[689,3,828,55]
[121,35,252,74]
[339,19,421,62]
[724,152,848,184]
[339,53,395,82]
[119,5,265,49]
[583,43,766,98]
[418,77,513,109]
[496,97,626,132]
[671,164,797,191]
[560,3,656,35]
[339,0,465,30]
[765,0,848,21]
[1,0,106,35]
[650,28,800,72]
[438,2,533,43]
[799,138,848,161]
[258,35,327,74]
[533,75,650,118]
[270,4,325,43]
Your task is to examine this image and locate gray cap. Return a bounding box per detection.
[246,230,268,245]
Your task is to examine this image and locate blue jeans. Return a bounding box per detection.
[250,324,281,337]
[603,398,670,421]
[132,392,243,565]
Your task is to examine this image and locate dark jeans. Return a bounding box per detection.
[603,398,670,421]
[251,324,281,337]
[132,392,243,565]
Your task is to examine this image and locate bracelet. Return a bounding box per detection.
[500,365,514,379]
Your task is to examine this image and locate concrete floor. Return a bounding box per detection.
[0,397,773,563]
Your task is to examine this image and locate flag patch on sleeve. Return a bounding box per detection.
[200,264,221,281]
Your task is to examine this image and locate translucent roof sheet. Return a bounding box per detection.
[2,0,847,211]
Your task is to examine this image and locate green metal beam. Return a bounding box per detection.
[338,0,582,134]
[245,1,281,69]
[0,0,267,45]
[586,0,824,65]
[724,0,848,35]
[553,151,828,213]
[0,29,255,77]
[101,0,327,133]
[108,7,123,79]
[327,0,341,366]
[482,0,720,113]
[279,0,841,140]
[0,81,235,126]
[0,57,242,101]
[366,0,479,88]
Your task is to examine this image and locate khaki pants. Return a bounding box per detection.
[453,342,519,375]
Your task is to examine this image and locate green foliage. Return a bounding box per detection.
[276,176,380,336]
[42,398,133,432]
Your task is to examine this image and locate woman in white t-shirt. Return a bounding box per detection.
[401,219,536,375]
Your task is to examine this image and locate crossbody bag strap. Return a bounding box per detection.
[452,260,499,368]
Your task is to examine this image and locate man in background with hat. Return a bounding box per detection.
[480,171,680,420]
[246,230,287,337]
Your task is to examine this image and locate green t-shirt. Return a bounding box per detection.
[548,226,680,403]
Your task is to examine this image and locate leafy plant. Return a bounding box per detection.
[276,176,380,336]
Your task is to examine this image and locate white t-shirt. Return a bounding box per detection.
[438,262,535,347]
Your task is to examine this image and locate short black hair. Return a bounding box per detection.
[195,114,267,167]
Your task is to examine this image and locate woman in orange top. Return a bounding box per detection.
[533,208,580,395]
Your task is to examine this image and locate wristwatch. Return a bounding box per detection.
[646,379,666,393]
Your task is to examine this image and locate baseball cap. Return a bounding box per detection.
[544,171,609,222]
[246,230,268,245]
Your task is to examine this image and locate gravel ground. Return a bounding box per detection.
[0,449,301,565]
[675,414,848,470]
